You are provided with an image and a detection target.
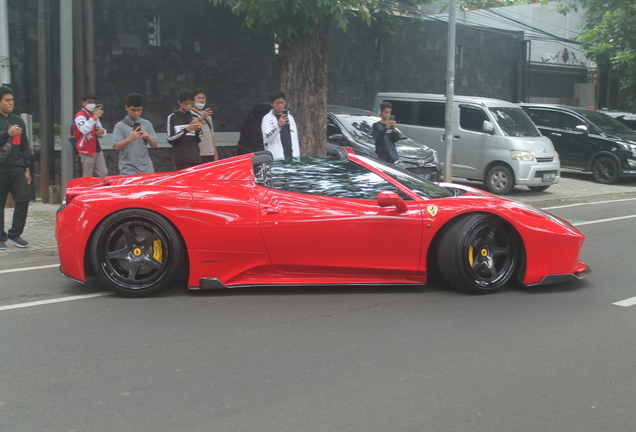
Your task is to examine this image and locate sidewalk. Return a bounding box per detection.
[2,171,636,254]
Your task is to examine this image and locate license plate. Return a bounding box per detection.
[542,172,556,182]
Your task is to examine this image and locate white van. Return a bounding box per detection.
[373,93,560,194]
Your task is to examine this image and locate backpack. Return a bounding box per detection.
[68,123,77,150]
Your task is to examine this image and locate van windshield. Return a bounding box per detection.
[489,107,541,137]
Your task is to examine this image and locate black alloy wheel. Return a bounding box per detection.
[592,156,619,184]
[438,213,520,294]
[90,209,184,297]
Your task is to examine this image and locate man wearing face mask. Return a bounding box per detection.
[73,92,108,177]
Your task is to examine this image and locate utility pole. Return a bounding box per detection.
[60,0,73,193]
[0,0,10,85]
[444,0,457,183]
[38,0,52,203]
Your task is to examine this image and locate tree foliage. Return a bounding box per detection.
[210,0,375,48]
[551,0,636,104]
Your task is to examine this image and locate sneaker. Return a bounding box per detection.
[7,237,29,248]
[0,241,5,250]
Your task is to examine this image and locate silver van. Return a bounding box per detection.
[373,93,560,194]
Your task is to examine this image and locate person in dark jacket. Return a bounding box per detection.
[372,101,400,164]
[0,86,31,249]
[167,91,202,170]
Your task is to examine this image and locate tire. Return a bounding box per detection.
[90,209,184,297]
[592,156,619,184]
[438,213,519,294]
[528,185,550,192]
[485,165,515,195]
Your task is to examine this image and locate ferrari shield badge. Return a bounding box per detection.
[427,205,438,217]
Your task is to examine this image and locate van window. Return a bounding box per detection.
[459,105,489,132]
[416,102,445,128]
[490,107,541,137]
[384,100,414,125]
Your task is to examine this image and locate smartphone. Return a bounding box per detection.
[96,104,103,109]
[390,115,395,121]
[132,122,140,130]
[283,109,289,116]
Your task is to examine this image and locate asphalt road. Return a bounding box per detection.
[1,197,636,432]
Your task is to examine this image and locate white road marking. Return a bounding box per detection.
[613,296,636,307]
[0,292,110,312]
[544,197,636,210]
[0,264,59,274]
[572,214,636,226]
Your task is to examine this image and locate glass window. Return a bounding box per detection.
[524,108,557,128]
[270,157,398,200]
[416,102,446,128]
[327,117,342,138]
[460,105,489,133]
[489,107,541,137]
[578,111,635,135]
[555,112,585,131]
[384,100,414,125]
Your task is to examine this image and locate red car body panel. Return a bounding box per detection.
[56,152,588,291]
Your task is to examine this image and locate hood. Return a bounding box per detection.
[395,137,435,159]
[507,135,557,156]
[613,132,636,145]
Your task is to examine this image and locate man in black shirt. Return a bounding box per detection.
[0,86,31,249]
[167,91,202,170]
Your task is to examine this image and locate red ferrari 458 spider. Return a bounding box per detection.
[56,148,590,297]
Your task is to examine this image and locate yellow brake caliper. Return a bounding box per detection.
[153,239,163,264]
[468,245,474,266]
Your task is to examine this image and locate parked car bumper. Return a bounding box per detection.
[513,160,561,186]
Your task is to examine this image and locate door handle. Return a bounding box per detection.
[454,135,460,139]
[262,205,280,215]
[551,132,562,137]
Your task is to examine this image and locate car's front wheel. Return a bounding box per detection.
[438,213,520,294]
[90,209,184,297]
[592,156,619,184]
[485,165,515,195]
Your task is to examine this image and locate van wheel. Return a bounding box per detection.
[528,185,550,192]
[485,165,515,195]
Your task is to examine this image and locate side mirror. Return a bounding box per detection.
[377,190,408,212]
[575,124,588,133]
[483,120,495,134]
[328,134,345,143]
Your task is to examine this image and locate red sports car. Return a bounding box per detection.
[56,149,590,297]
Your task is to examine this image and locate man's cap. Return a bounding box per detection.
[82,92,100,101]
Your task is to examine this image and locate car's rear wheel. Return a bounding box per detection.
[592,156,619,184]
[438,214,519,294]
[528,185,550,192]
[485,165,515,195]
[90,209,183,297]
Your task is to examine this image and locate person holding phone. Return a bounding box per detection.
[167,90,202,170]
[112,93,158,175]
[372,101,400,164]
[261,90,299,161]
[73,92,108,177]
[0,86,31,249]
[191,89,218,164]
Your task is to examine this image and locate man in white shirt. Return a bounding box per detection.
[261,90,299,161]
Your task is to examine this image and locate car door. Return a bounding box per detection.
[553,112,599,169]
[453,105,495,177]
[258,159,424,276]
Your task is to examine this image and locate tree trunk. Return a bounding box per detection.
[278,18,329,156]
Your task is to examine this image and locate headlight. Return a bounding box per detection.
[554,151,559,161]
[510,150,535,161]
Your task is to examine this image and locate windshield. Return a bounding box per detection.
[336,115,407,143]
[579,111,635,135]
[356,155,453,199]
[489,107,541,137]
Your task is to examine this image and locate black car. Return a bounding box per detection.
[520,104,636,184]
[237,104,442,181]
